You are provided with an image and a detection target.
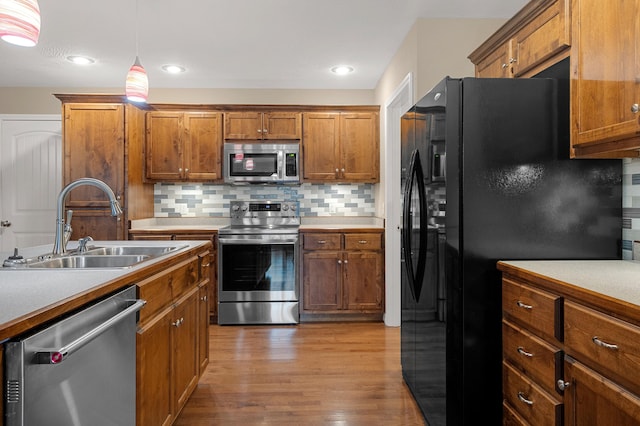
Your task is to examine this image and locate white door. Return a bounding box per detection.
[0,116,62,252]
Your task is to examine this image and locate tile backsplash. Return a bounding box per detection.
[623,158,640,260]
[155,183,376,217]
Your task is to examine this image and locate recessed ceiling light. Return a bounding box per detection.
[331,65,354,75]
[66,55,95,65]
[162,64,186,74]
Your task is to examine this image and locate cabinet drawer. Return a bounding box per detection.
[503,361,562,426]
[170,259,199,298]
[503,277,562,342]
[137,272,173,325]
[344,233,382,251]
[503,401,529,426]
[564,300,640,396]
[303,233,341,250]
[503,320,562,396]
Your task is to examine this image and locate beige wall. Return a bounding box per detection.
[0,87,375,115]
[373,18,506,215]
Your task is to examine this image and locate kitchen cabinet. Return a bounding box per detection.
[300,229,384,321]
[54,95,154,241]
[569,0,640,158]
[223,111,301,140]
[129,229,218,323]
[136,251,208,426]
[469,0,570,78]
[302,112,379,183]
[498,261,640,425]
[146,111,223,181]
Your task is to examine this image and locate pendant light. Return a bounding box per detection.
[125,0,148,102]
[0,0,41,47]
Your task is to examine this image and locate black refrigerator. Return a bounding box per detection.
[400,71,621,425]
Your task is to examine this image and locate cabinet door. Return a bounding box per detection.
[512,0,570,77]
[63,103,124,207]
[184,112,222,180]
[173,287,200,416]
[340,113,379,182]
[263,112,301,139]
[137,307,173,426]
[223,112,262,139]
[198,281,210,374]
[571,0,640,156]
[476,40,513,78]
[302,251,342,311]
[146,112,184,180]
[343,251,383,311]
[564,356,640,425]
[302,113,340,181]
[69,208,123,241]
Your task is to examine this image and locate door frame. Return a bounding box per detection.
[383,73,413,327]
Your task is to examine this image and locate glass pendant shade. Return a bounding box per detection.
[125,56,148,103]
[0,0,40,47]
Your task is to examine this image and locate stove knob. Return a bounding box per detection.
[241,204,248,211]
[282,204,289,211]
[231,204,240,212]
[290,204,296,211]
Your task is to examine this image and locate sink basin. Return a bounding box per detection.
[80,245,187,257]
[27,255,150,269]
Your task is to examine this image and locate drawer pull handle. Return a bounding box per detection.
[517,347,533,357]
[592,336,618,350]
[358,240,368,244]
[317,240,327,244]
[202,263,210,267]
[516,300,533,310]
[517,392,534,406]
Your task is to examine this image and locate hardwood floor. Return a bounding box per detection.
[175,322,425,425]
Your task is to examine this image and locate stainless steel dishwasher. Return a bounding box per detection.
[4,286,145,426]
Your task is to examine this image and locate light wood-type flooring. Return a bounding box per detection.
[174,322,426,425]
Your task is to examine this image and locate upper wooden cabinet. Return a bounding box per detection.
[302,111,380,183]
[569,0,640,158]
[146,111,223,181]
[223,111,301,140]
[54,95,154,241]
[470,0,570,78]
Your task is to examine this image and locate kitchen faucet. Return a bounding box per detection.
[52,178,123,255]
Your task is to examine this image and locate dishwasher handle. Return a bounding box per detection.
[35,298,146,364]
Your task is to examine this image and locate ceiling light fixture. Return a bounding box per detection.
[331,65,354,75]
[0,0,41,47]
[125,0,148,103]
[67,55,95,65]
[162,64,186,74]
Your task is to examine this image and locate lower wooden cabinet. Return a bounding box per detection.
[498,262,640,426]
[136,251,210,426]
[300,229,384,320]
[129,229,218,323]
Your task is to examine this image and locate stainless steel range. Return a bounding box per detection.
[218,200,300,325]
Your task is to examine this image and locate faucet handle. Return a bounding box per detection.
[77,236,94,253]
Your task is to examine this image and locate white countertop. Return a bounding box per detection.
[0,240,208,339]
[499,260,640,307]
[130,216,385,231]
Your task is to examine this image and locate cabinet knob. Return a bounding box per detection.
[257,129,262,133]
[263,128,268,133]
[317,240,327,244]
[178,168,183,172]
[632,104,639,114]
[200,295,208,302]
[341,168,345,173]
[338,260,342,264]
[185,168,189,173]
[501,63,508,69]
[172,317,184,327]
[335,168,339,173]
[509,57,517,64]
[358,240,368,244]
[343,259,348,264]
[557,379,571,391]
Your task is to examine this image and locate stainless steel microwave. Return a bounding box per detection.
[223,142,300,184]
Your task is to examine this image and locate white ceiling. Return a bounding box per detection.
[0,0,528,90]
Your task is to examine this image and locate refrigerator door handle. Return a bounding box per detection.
[402,149,428,302]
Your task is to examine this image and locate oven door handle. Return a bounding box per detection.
[219,237,299,245]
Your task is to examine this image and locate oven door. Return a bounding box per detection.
[218,233,299,302]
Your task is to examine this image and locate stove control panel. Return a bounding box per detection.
[229,201,299,220]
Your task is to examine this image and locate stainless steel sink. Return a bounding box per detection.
[27,255,150,269]
[81,245,187,257]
